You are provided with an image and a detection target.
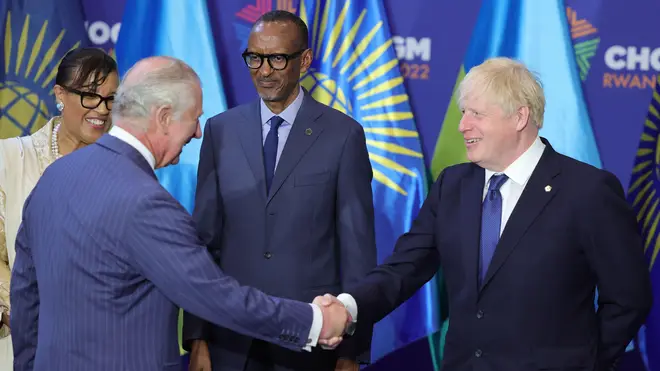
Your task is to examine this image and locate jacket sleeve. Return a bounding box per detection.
[580,171,652,369]
[0,150,11,338]
[348,170,444,326]
[124,190,316,352]
[0,183,11,338]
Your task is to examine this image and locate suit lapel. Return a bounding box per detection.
[266,94,324,204]
[480,144,561,290]
[461,166,486,295]
[239,100,268,199]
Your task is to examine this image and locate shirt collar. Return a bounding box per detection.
[108,125,156,169]
[485,136,546,187]
[260,85,305,126]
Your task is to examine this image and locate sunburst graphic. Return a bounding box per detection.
[299,0,425,196]
[1,11,81,138]
[628,76,660,269]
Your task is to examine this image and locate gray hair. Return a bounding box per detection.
[112,57,200,127]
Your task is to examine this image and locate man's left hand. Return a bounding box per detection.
[335,359,359,371]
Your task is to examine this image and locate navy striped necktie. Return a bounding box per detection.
[264,116,284,191]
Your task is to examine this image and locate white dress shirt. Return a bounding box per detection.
[108,126,156,169]
[483,136,546,235]
[108,125,326,350]
[338,137,546,328]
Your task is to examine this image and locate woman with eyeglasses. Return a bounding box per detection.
[0,47,118,367]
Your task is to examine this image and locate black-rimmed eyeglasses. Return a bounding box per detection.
[241,49,306,71]
[63,86,114,110]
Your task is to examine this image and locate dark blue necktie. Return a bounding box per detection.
[264,116,284,191]
[479,173,508,286]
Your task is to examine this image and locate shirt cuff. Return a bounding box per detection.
[305,303,323,352]
[337,293,357,322]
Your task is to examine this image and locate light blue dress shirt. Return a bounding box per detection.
[260,86,305,170]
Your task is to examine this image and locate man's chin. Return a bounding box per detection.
[259,91,285,102]
[165,155,181,167]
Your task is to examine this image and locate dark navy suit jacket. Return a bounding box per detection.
[183,90,377,370]
[10,134,315,371]
[349,140,653,371]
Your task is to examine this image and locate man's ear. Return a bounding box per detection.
[299,48,313,75]
[155,105,173,135]
[515,106,531,132]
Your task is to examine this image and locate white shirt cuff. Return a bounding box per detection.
[337,293,358,322]
[304,303,323,351]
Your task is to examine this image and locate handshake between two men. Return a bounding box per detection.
[314,294,354,349]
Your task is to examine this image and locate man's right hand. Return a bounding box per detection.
[189,340,212,371]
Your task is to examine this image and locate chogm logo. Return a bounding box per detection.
[85,21,121,46]
[393,36,432,80]
[603,46,660,89]
[567,7,600,82]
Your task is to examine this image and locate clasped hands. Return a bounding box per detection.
[314,294,352,349]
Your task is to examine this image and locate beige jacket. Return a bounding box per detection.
[0,118,58,338]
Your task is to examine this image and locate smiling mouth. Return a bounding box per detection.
[86,118,106,128]
[465,138,481,144]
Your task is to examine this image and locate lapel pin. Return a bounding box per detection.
[305,128,313,136]
[544,185,552,192]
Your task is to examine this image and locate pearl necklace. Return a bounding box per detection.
[51,122,62,160]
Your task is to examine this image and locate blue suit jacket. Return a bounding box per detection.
[349,139,653,371]
[10,135,315,371]
[183,90,377,369]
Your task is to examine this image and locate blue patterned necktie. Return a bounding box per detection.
[264,116,284,192]
[479,173,508,286]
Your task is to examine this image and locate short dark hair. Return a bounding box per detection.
[55,47,118,92]
[254,10,309,50]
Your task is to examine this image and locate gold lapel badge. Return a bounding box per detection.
[305,128,313,136]
[544,185,552,192]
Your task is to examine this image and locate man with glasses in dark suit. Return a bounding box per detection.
[183,10,376,371]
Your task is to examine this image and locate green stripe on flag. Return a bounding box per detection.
[431,65,469,180]
[179,309,187,355]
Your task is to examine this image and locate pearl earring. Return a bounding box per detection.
[56,101,64,112]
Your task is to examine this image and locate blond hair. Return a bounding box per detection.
[458,57,545,128]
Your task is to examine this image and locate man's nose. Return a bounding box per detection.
[259,60,273,76]
[458,116,469,133]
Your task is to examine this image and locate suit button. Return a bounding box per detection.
[476,310,484,319]
[264,252,272,259]
[474,349,483,358]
